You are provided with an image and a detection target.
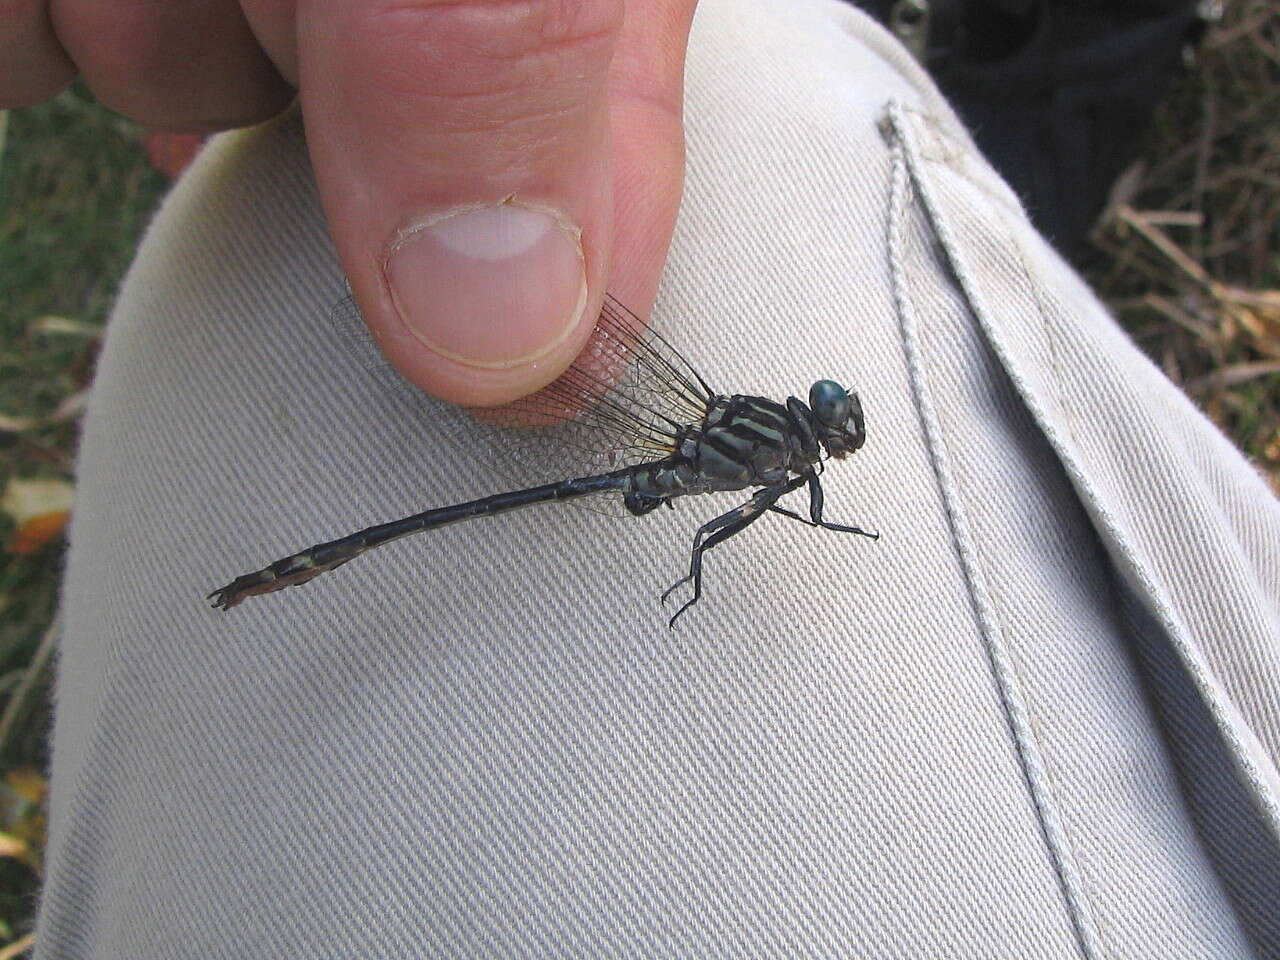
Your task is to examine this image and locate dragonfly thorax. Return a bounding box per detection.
[644,393,822,500]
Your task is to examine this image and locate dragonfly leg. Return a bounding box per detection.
[624,491,669,516]
[661,476,806,628]
[768,472,878,539]
[767,504,807,524]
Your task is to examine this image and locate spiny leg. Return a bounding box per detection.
[663,475,808,604]
[661,476,805,628]
[661,509,766,628]
[768,471,878,539]
[660,509,759,625]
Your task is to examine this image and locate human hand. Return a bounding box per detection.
[2,0,696,405]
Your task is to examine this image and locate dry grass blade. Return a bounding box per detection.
[0,933,34,959]
[1088,0,1280,492]
[0,615,59,759]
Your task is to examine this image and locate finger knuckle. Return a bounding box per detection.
[358,0,623,83]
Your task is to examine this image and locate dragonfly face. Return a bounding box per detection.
[808,379,865,459]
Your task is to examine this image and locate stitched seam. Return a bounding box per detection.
[892,107,1280,842]
[1020,253,1280,832]
[885,101,1107,960]
[890,104,1026,220]
[1003,225,1097,916]
[1009,243,1073,442]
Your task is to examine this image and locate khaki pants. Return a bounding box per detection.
[40,1,1280,956]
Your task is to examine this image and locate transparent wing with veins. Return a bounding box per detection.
[330,293,717,516]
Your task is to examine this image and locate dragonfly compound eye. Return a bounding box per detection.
[808,380,852,428]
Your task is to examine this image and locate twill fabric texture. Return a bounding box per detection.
[38,0,1280,957]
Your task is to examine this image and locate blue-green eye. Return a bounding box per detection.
[809,380,851,427]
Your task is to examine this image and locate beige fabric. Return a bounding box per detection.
[39,0,1279,957]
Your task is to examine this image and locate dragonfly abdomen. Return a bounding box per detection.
[209,470,633,609]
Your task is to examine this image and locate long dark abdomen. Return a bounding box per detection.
[209,470,634,609]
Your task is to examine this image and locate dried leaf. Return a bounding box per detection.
[1,478,74,554]
[31,315,101,339]
[0,390,88,433]
[0,834,27,864]
[0,769,46,875]
[3,770,45,806]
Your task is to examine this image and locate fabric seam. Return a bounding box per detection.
[887,103,1280,841]
[884,102,1108,960]
[885,104,1026,221]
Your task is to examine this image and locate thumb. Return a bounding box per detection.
[297,0,622,406]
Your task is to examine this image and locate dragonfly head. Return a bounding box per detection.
[809,380,865,459]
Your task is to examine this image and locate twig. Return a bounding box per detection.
[1113,205,1213,287]
[0,615,59,758]
[1207,4,1278,50]
[0,933,34,960]
[1192,84,1215,262]
[1141,293,1219,341]
[1188,360,1280,392]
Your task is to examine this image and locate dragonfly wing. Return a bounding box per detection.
[329,293,715,517]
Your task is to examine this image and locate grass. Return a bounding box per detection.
[1087,1,1280,489]
[0,83,168,946]
[0,4,1276,949]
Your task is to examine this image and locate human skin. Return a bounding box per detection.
[0,0,697,406]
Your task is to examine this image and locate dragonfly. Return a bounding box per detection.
[208,295,877,627]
